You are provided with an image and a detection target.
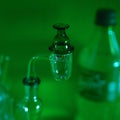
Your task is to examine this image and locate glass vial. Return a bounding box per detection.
[49,23,74,81]
[77,8,120,120]
[14,77,42,120]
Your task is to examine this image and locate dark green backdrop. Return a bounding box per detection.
[0,0,120,119]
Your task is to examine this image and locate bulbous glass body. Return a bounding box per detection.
[49,53,72,81]
[14,77,42,120]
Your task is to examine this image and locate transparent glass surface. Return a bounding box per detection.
[0,55,14,120]
[49,23,74,81]
[77,26,120,120]
[49,53,72,81]
[14,85,42,120]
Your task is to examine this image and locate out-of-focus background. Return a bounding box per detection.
[0,0,120,119]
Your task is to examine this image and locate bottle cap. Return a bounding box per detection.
[23,76,40,86]
[53,23,69,30]
[49,23,74,54]
[95,8,116,26]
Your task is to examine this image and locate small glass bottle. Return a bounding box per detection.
[49,23,74,81]
[14,77,42,120]
[76,8,120,120]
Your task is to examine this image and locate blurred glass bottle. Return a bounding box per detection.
[0,55,14,120]
[14,77,42,120]
[49,23,74,81]
[76,8,120,120]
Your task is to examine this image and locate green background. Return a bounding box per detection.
[0,0,120,119]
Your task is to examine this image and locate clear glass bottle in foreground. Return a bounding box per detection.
[14,23,74,120]
[14,77,42,120]
[76,8,120,120]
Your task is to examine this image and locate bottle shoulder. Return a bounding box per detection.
[78,44,120,72]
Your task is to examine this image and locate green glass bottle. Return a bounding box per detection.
[49,23,74,81]
[76,8,120,120]
[14,77,42,120]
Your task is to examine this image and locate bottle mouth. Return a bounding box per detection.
[53,23,70,30]
[23,76,40,86]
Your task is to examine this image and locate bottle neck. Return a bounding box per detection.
[107,26,119,55]
[55,29,69,40]
[79,25,120,71]
[57,29,66,35]
[96,25,112,34]
[95,25,119,56]
[24,85,39,99]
